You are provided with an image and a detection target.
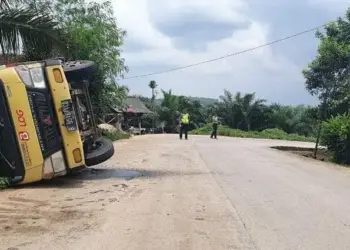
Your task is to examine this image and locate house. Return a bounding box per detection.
[101,96,153,134]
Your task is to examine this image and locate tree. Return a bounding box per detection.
[55,0,128,116]
[0,0,69,61]
[303,8,350,159]
[218,90,237,128]
[235,92,266,131]
[216,90,266,130]
[154,89,206,132]
[148,80,157,102]
[303,10,350,116]
[148,80,157,130]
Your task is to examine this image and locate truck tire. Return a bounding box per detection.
[63,60,96,82]
[85,137,114,166]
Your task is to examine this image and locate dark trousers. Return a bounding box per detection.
[180,123,188,139]
[211,123,218,138]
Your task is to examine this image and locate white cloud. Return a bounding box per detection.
[114,0,286,73]
[148,0,249,24]
[112,0,338,105]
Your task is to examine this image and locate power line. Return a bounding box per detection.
[119,23,330,80]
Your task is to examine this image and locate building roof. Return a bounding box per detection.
[113,97,153,114]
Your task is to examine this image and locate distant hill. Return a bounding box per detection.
[154,97,217,106]
[188,97,218,106]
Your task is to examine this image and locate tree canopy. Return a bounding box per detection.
[303,10,350,116]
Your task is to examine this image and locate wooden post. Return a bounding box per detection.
[138,114,142,132]
[314,89,329,158]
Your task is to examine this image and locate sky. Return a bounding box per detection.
[112,0,350,105]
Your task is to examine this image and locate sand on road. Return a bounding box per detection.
[1,135,349,250]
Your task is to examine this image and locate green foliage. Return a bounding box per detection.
[321,114,350,164]
[0,5,68,58]
[157,89,205,132]
[102,130,131,141]
[191,124,315,142]
[54,0,128,116]
[269,104,318,136]
[0,177,9,190]
[303,9,350,116]
[208,90,267,131]
[302,8,350,163]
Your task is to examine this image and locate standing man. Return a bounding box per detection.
[210,115,219,139]
[179,109,190,140]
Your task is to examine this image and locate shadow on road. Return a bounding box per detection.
[75,167,205,181]
[10,167,205,190]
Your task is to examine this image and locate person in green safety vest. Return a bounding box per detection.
[179,109,190,140]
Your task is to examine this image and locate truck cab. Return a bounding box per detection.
[0,59,114,184]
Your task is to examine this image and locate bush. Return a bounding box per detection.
[103,130,131,141]
[191,124,315,142]
[321,114,350,164]
[0,177,9,190]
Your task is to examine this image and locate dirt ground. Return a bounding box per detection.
[0,135,254,250]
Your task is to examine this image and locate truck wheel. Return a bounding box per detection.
[84,137,114,166]
[63,60,96,82]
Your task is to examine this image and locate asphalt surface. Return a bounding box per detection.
[194,136,350,250]
[2,135,350,250]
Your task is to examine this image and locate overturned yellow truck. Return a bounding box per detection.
[0,59,114,185]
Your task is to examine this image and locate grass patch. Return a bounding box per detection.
[102,130,131,142]
[191,124,315,142]
[0,177,9,190]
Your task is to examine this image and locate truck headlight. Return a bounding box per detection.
[15,65,33,87]
[15,64,46,89]
[30,67,46,89]
[43,150,67,179]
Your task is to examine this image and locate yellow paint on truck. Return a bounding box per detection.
[0,68,43,184]
[45,64,85,169]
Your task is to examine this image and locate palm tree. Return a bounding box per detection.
[0,0,69,62]
[219,89,237,128]
[148,80,157,131]
[235,92,266,131]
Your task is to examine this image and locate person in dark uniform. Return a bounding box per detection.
[210,115,218,139]
[179,110,190,140]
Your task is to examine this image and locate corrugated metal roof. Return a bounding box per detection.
[112,97,153,114]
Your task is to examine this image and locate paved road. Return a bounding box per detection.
[1,135,350,250]
[195,136,350,250]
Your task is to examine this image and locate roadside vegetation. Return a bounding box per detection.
[191,125,315,142]
[0,177,9,190]
[102,130,131,142]
[139,90,318,141]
